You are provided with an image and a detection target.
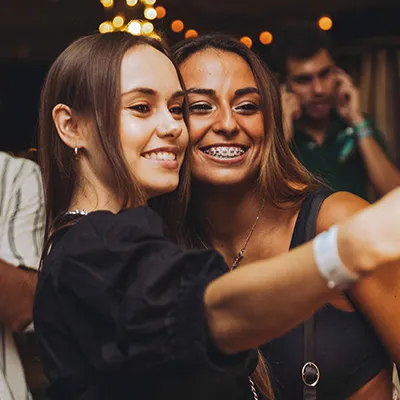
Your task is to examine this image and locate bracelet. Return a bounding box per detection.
[313,225,360,290]
[353,119,373,140]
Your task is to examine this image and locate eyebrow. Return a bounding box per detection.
[187,88,216,96]
[122,87,185,100]
[293,65,332,80]
[186,87,259,98]
[234,87,260,97]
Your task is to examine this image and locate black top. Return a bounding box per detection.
[260,191,390,400]
[33,206,259,400]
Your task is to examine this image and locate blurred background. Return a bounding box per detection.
[1,0,400,161]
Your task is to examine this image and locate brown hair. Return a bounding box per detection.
[39,31,190,247]
[172,34,322,399]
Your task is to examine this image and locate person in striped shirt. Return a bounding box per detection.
[0,151,45,400]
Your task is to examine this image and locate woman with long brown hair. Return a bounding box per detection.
[33,31,400,400]
[172,34,400,400]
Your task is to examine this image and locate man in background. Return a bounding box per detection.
[275,23,400,200]
[0,151,45,400]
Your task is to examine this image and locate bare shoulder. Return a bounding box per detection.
[316,191,369,234]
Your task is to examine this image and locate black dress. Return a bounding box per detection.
[33,206,259,400]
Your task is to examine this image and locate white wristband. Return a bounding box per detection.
[313,225,359,290]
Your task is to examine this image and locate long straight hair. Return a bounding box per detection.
[172,34,322,399]
[38,32,190,250]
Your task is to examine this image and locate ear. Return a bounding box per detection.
[52,104,84,149]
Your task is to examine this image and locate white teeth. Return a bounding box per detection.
[203,146,246,159]
[143,152,176,161]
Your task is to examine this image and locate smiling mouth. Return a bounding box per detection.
[142,151,177,161]
[200,145,249,160]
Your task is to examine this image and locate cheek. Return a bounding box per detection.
[241,115,264,142]
[119,116,149,158]
[188,116,211,143]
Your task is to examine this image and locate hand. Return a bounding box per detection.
[335,67,364,125]
[338,187,400,275]
[281,85,302,142]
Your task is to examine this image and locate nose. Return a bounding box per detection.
[212,105,240,137]
[312,77,324,95]
[156,109,184,140]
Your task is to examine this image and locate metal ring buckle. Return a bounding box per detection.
[302,361,320,387]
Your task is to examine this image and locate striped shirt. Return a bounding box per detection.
[0,152,45,400]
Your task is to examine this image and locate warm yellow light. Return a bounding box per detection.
[126,0,138,6]
[99,21,114,34]
[171,20,184,33]
[149,32,162,41]
[318,16,333,31]
[142,21,154,34]
[144,7,157,20]
[185,29,198,39]
[113,15,125,28]
[155,6,166,19]
[101,0,114,8]
[143,0,156,4]
[127,20,142,35]
[240,36,253,48]
[259,31,273,45]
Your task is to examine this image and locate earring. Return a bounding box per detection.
[74,147,79,160]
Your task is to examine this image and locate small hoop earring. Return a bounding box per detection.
[74,147,79,159]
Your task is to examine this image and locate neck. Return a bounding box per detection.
[297,113,331,144]
[193,180,268,252]
[69,161,122,214]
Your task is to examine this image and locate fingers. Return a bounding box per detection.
[335,67,353,86]
[282,92,301,120]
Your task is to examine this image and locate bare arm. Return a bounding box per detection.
[357,133,400,197]
[335,68,400,197]
[0,259,38,332]
[204,189,400,355]
[204,241,332,353]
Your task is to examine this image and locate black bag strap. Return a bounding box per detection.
[300,190,332,400]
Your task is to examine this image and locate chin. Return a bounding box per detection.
[195,171,254,187]
[145,178,179,198]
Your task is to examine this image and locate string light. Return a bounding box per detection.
[126,0,138,6]
[144,7,157,20]
[142,21,154,34]
[171,20,184,33]
[142,0,156,4]
[113,15,125,28]
[259,31,273,45]
[240,36,252,48]
[185,29,198,39]
[127,20,142,35]
[99,21,114,34]
[318,16,333,31]
[155,6,166,19]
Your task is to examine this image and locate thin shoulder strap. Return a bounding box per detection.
[290,190,332,400]
[290,190,332,249]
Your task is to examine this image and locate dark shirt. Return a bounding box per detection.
[291,113,386,200]
[33,207,259,400]
[260,191,390,399]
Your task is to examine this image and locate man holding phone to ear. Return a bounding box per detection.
[277,23,400,200]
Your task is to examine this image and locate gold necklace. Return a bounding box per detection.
[197,198,265,270]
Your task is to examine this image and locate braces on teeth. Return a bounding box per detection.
[204,147,245,158]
